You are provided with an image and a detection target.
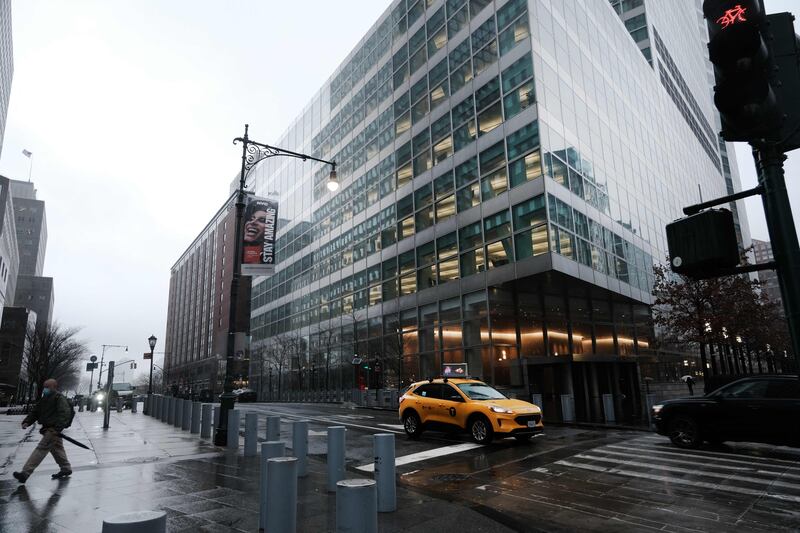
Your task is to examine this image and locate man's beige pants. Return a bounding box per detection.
[22,428,71,475]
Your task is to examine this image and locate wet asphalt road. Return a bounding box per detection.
[237,402,800,532]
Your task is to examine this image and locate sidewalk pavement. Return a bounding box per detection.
[0,408,515,532]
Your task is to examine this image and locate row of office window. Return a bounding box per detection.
[252,186,653,344]
[276,46,535,274]
[263,283,654,388]
[311,0,530,199]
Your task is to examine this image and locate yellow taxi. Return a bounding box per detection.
[399,378,543,444]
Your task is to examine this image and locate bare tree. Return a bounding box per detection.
[23,322,88,400]
[264,333,304,398]
[134,366,164,394]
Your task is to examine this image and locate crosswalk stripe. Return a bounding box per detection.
[572,454,800,491]
[554,460,800,504]
[607,442,800,472]
[378,423,406,430]
[356,442,482,472]
[592,448,758,472]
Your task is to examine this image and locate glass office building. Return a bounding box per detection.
[246,0,736,422]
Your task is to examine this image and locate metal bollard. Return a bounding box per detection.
[227,409,240,451]
[244,412,258,456]
[173,400,183,428]
[266,415,281,441]
[131,398,137,413]
[101,510,167,533]
[213,405,220,429]
[292,420,309,477]
[167,397,175,425]
[161,396,168,423]
[181,400,191,430]
[373,433,396,512]
[191,402,201,434]
[327,426,346,492]
[336,479,377,533]
[266,457,297,533]
[200,404,212,438]
[78,401,84,412]
[116,397,123,413]
[259,441,285,532]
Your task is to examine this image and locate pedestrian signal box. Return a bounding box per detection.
[666,209,740,277]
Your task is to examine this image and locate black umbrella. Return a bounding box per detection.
[56,432,92,450]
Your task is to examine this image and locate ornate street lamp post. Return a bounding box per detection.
[145,335,157,414]
[214,124,337,446]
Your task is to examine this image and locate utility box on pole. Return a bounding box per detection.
[666,209,740,277]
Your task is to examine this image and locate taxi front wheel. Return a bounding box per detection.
[403,411,423,438]
[469,416,493,445]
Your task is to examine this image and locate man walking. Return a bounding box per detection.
[13,378,73,483]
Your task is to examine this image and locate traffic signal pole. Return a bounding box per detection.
[754,145,800,373]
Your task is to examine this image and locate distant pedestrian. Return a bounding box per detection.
[13,378,74,483]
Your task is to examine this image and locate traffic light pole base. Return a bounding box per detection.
[213,393,236,446]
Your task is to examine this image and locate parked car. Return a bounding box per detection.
[399,378,543,444]
[652,375,800,448]
[234,388,258,402]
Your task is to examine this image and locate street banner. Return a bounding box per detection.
[241,195,278,276]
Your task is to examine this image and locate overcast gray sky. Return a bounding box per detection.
[0,1,797,392]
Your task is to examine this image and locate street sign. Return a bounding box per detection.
[143,352,152,359]
[90,355,97,362]
[86,363,94,372]
[351,356,362,365]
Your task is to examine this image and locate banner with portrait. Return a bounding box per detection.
[241,195,278,276]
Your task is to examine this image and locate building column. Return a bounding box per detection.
[588,363,602,422]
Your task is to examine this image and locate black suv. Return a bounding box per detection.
[653,375,800,448]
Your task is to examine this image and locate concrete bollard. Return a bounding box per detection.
[292,420,309,477]
[213,405,220,429]
[259,441,285,532]
[336,479,377,533]
[200,404,212,438]
[181,400,191,430]
[266,415,281,442]
[266,457,297,533]
[373,433,396,512]
[101,510,167,533]
[173,400,183,428]
[244,412,258,456]
[162,397,168,423]
[327,426,346,492]
[167,397,175,425]
[227,409,240,452]
[191,402,201,434]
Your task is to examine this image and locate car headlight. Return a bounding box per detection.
[651,404,663,415]
[489,405,514,414]
[96,393,105,400]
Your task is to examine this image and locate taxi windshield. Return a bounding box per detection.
[456,383,507,400]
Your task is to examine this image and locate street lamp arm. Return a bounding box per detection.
[233,136,336,180]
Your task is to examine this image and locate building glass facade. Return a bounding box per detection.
[0,0,11,158]
[245,0,740,422]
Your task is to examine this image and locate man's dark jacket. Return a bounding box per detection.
[23,392,72,430]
